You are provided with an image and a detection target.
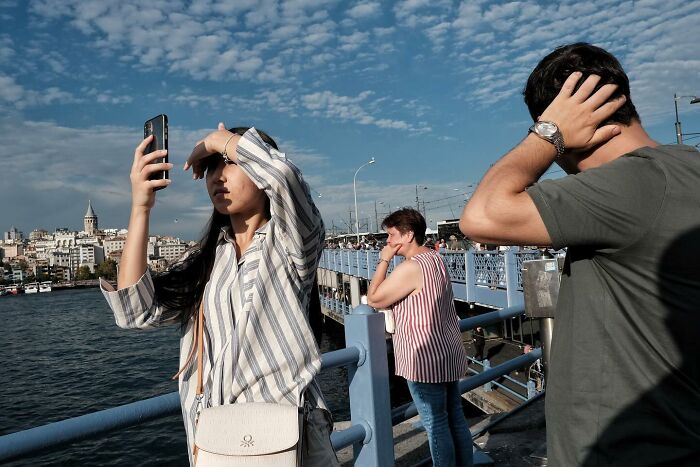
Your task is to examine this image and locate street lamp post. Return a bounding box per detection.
[674,93,700,144]
[353,157,375,242]
[415,185,428,213]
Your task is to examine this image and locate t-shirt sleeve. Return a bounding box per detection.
[526,154,666,251]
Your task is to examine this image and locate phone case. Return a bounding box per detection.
[143,114,169,190]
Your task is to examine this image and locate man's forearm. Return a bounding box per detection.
[463,134,555,226]
[475,134,555,205]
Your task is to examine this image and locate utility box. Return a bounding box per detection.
[522,258,564,319]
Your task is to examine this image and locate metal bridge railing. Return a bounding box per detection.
[0,304,543,466]
[320,248,550,308]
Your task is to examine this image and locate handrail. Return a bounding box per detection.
[391,348,542,427]
[321,346,361,370]
[459,304,525,331]
[0,393,181,463]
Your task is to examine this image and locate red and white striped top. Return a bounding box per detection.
[392,250,468,383]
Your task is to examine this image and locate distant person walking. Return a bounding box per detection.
[368,208,472,467]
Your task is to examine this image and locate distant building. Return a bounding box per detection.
[156,242,187,263]
[34,239,56,260]
[104,237,127,257]
[69,244,105,274]
[84,200,98,236]
[29,229,48,241]
[4,226,22,242]
[50,251,71,269]
[2,244,24,259]
[55,231,77,250]
[148,256,169,272]
[11,268,26,282]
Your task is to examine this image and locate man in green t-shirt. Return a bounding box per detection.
[460,43,700,466]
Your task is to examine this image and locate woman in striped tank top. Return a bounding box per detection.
[367,208,472,467]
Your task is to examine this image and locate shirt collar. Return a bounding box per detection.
[218,221,270,246]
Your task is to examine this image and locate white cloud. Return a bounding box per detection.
[0,34,16,64]
[339,31,369,52]
[0,74,80,109]
[347,2,381,19]
[301,90,431,133]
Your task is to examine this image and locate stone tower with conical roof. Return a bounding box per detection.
[84,200,98,236]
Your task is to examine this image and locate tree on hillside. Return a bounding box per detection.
[75,265,94,281]
[95,259,118,281]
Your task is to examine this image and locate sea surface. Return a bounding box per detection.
[0,288,409,466]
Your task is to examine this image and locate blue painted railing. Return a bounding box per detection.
[0,304,542,465]
[319,248,544,308]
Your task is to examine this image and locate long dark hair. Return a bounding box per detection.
[152,127,278,330]
[152,127,324,340]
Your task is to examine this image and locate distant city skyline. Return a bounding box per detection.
[2,1,699,240]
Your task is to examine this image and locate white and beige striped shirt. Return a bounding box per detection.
[100,128,326,462]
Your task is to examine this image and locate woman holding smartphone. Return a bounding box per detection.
[100,123,337,466]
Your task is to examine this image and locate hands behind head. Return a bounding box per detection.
[539,72,625,151]
[184,122,241,180]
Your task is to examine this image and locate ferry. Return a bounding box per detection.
[39,281,52,293]
[24,283,39,294]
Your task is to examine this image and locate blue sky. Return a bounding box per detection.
[2,0,700,241]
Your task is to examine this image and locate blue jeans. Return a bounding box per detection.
[407,380,474,467]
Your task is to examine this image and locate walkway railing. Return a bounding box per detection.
[319,248,545,308]
[0,304,543,466]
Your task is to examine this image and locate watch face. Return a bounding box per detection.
[536,121,558,137]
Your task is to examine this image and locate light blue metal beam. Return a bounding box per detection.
[0,392,180,463]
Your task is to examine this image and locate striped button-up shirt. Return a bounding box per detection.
[100,128,326,462]
[392,250,468,383]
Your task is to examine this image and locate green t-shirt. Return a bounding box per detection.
[527,145,700,466]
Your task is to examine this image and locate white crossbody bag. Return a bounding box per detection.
[190,302,305,466]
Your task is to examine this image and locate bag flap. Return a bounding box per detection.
[195,403,301,456]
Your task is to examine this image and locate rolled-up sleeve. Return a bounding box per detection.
[100,269,179,329]
[236,128,325,284]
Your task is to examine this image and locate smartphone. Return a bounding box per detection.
[143,114,169,190]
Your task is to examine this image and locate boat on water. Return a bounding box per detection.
[7,284,23,295]
[39,281,52,293]
[25,283,39,294]
[0,285,6,296]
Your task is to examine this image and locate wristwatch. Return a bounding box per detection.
[529,121,565,158]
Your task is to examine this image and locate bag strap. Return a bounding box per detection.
[171,300,204,381]
[192,300,205,465]
[195,300,205,396]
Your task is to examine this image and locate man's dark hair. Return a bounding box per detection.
[523,42,639,126]
[382,208,426,245]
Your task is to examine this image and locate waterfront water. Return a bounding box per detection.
[0,288,380,466]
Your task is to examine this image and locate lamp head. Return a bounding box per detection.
[369,157,375,164]
[691,97,700,104]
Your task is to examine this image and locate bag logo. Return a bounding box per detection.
[240,434,254,447]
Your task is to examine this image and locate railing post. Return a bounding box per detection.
[527,379,537,399]
[344,305,394,467]
[482,359,493,391]
[465,250,476,302]
[504,249,522,307]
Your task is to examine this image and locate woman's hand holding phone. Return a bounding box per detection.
[130,135,172,210]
